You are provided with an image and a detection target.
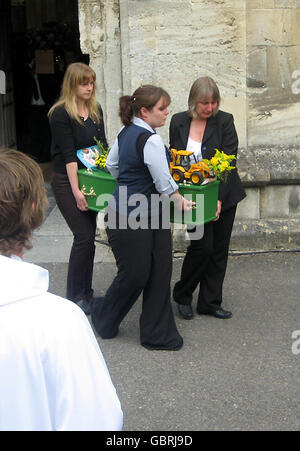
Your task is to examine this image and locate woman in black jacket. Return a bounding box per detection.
[170,77,246,320]
[48,63,108,314]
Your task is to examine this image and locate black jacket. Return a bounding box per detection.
[49,105,108,174]
[169,110,246,211]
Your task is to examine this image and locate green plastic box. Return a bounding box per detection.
[78,169,219,225]
[170,180,220,225]
[78,168,116,212]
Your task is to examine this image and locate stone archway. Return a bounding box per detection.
[78,0,123,144]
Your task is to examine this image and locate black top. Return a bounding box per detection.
[169,110,246,211]
[49,105,108,174]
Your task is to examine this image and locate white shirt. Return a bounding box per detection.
[187,136,202,162]
[0,255,123,431]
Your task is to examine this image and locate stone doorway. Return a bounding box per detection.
[0,0,86,169]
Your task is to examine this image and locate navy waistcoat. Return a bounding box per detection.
[113,124,159,216]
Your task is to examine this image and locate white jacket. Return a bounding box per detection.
[0,256,123,431]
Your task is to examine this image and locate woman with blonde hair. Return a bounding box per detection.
[49,62,108,314]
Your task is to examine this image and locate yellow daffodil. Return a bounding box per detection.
[93,137,110,172]
[211,157,219,166]
[202,148,236,182]
[221,161,229,170]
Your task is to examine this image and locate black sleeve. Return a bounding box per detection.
[169,114,179,149]
[97,105,109,149]
[221,113,238,159]
[218,114,239,203]
[49,107,77,165]
[169,112,188,150]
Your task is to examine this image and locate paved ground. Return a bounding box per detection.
[23,186,300,431]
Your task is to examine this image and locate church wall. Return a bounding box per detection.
[78,0,300,250]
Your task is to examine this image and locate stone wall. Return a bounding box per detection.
[78,0,300,251]
[79,0,122,141]
[234,0,300,250]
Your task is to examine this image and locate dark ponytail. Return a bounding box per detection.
[119,95,133,126]
[119,85,171,126]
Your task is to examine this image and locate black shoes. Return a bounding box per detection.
[197,307,232,319]
[177,304,194,320]
[213,308,232,319]
[177,303,232,320]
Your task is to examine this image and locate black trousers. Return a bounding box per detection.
[51,173,97,302]
[173,205,237,313]
[92,223,183,350]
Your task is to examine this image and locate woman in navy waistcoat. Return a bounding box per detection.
[91,85,192,351]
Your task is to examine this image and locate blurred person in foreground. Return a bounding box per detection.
[0,148,123,431]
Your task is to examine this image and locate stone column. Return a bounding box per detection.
[78,0,122,144]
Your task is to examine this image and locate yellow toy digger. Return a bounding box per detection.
[169,148,212,185]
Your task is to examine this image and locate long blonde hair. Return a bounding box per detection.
[48,62,101,124]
